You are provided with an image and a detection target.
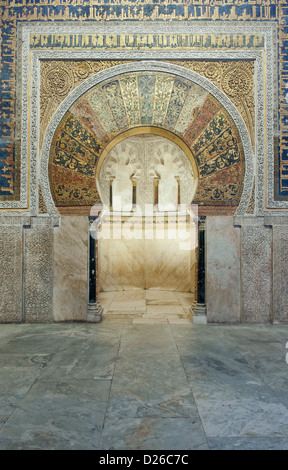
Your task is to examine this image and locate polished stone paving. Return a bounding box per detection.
[0,321,288,450]
[99,290,194,323]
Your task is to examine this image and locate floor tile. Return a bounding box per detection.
[100,417,209,450]
[174,292,195,307]
[208,437,288,450]
[145,305,185,315]
[0,378,111,450]
[1,322,288,450]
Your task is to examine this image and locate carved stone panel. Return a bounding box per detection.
[273,225,288,323]
[24,218,54,323]
[241,224,272,323]
[0,224,23,323]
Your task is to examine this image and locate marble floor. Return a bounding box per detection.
[99,290,195,323]
[0,321,288,450]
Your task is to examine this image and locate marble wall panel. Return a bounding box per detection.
[241,223,272,323]
[98,221,197,294]
[98,237,146,291]
[0,223,23,323]
[24,218,54,323]
[206,216,241,323]
[53,216,88,322]
[145,237,195,292]
[273,225,288,323]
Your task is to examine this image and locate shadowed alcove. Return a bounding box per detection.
[96,130,198,321]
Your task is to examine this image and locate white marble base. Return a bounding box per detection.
[193,315,207,324]
[87,302,103,323]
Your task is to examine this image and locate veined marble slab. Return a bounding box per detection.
[53,216,88,321]
[206,216,241,323]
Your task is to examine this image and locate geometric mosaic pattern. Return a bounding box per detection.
[49,71,245,208]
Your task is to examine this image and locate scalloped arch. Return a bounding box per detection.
[40,61,254,216]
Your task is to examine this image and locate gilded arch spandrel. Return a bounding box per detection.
[170,61,255,152]
[40,60,130,151]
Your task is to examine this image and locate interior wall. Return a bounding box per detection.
[1,4,287,327]
[53,216,88,321]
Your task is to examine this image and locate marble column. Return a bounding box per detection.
[194,216,207,322]
[87,215,103,322]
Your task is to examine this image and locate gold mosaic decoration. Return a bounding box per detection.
[40,60,129,149]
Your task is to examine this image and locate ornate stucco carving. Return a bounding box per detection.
[0,225,23,322]
[98,134,195,211]
[24,217,54,323]
[246,180,255,215]
[38,186,47,214]
[40,60,127,150]
[241,224,272,323]
[40,59,255,151]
